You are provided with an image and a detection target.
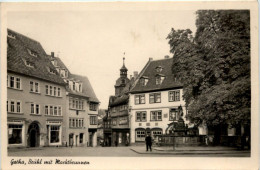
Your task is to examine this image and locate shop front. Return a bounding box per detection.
[111,129,130,146]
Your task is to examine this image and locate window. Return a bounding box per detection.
[49,68,56,74]
[58,106,62,116]
[69,98,72,109]
[136,130,145,141]
[45,85,61,97]
[54,106,57,116]
[73,100,75,109]
[17,102,21,113]
[7,101,8,112]
[28,49,38,57]
[54,87,56,96]
[10,76,14,88]
[73,82,75,90]
[45,85,48,95]
[50,106,53,115]
[136,111,146,122]
[58,88,61,97]
[45,106,49,115]
[169,90,180,102]
[90,103,97,111]
[152,130,162,138]
[25,60,35,68]
[69,118,84,128]
[50,86,53,95]
[16,78,21,89]
[8,124,22,144]
[11,101,15,112]
[149,93,161,103]
[35,104,40,114]
[79,84,82,92]
[50,126,60,143]
[8,75,22,90]
[169,108,178,121]
[8,32,16,39]
[135,94,145,104]
[150,111,162,121]
[30,104,40,115]
[30,81,40,93]
[90,116,97,125]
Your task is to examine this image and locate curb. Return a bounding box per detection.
[130,148,250,155]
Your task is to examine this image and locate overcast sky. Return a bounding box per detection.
[7,6,197,109]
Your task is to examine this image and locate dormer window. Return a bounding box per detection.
[24,60,35,68]
[73,82,76,91]
[48,67,56,74]
[28,49,38,57]
[156,66,163,73]
[79,83,82,92]
[8,32,16,39]
[51,60,58,67]
[140,77,149,86]
[155,75,165,85]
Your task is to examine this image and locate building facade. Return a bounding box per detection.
[105,58,136,146]
[129,57,188,144]
[7,29,67,148]
[49,55,100,147]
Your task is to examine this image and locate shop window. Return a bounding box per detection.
[8,124,22,144]
[136,130,145,141]
[50,126,60,143]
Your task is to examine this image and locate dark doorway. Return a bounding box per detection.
[28,122,40,147]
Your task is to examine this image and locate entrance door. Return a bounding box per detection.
[69,134,74,147]
[76,135,78,147]
[30,130,36,147]
[89,133,93,147]
[28,122,40,147]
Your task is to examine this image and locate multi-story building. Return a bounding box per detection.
[49,54,100,147]
[7,29,67,148]
[106,58,137,146]
[129,56,188,144]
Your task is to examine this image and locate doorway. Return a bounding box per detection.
[28,122,40,147]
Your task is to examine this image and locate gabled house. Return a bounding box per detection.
[49,54,100,147]
[7,29,67,148]
[129,56,189,143]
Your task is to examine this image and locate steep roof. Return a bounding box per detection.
[51,55,99,103]
[130,58,182,93]
[69,74,100,103]
[7,29,65,85]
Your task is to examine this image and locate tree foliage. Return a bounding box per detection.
[167,10,250,126]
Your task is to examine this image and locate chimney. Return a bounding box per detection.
[149,57,153,61]
[133,71,138,79]
[51,52,55,58]
[164,55,170,59]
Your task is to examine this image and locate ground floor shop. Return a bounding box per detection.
[7,118,64,148]
[111,129,130,146]
[68,131,87,147]
[88,128,97,147]
[132,127,163,144]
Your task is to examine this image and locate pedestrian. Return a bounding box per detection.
[145,134,152,151]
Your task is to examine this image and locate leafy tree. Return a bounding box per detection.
[167,10,250,127]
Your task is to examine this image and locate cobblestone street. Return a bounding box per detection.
[8,146,250,157]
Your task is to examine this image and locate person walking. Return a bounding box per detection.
[145,134,152,151]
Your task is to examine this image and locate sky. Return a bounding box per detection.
[7,6,197,109]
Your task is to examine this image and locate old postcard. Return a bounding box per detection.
[1,1,259,170]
